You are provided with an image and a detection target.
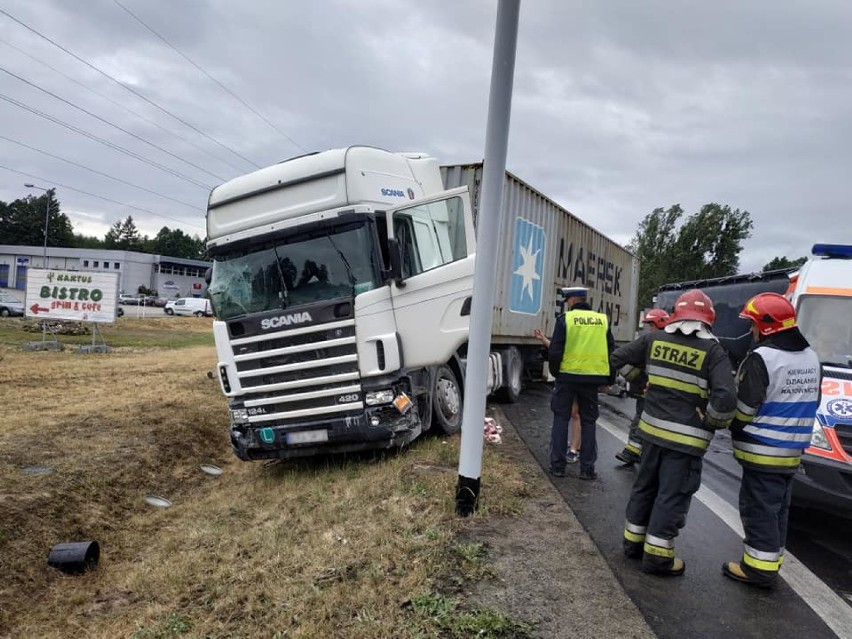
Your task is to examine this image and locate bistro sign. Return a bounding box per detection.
[25,269,120,323]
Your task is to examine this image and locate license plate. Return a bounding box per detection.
[286,430,328,445]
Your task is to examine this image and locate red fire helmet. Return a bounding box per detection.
[642,308,670,329]
[740,292,797,336]
[671,289,716,325]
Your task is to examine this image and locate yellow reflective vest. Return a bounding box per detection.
[559,309,610,377]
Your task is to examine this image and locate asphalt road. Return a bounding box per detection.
[500,381,852,639]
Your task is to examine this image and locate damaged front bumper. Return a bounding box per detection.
[229,397,423,461]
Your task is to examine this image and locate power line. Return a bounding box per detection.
[0,36,250,175]
[0,65,227,183]
[0,133,202,210]
[0,162,207,231]
[112,0,307,154]
[0,6,261,171]
[0,90,213,189]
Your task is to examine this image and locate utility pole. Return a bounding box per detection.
[455,0,520,516]
[24,183,51,267]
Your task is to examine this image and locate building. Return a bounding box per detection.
[0,245,210,298]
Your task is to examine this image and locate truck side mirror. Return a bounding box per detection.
[387,238,406,287]
[204,267,212,284]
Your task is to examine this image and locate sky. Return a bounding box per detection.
[1,0,849,273]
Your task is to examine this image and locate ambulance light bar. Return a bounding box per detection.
[812,244,852,259]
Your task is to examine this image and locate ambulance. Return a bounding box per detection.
[785,244,852,515]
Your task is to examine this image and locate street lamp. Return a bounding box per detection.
[24,183,51,267]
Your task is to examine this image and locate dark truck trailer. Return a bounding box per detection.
[655,268,796,368]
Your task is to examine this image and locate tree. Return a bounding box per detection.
[0,190,74,248]
[627,205,683,311]
[629,203,753,308]
[762,256,807,272]
[71,233,106,249]
[147,226,207,259]
[672,203,753,280]
[104,216,142,250]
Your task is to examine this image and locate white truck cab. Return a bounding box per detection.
[206,146,475,461]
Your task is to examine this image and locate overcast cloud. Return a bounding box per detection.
[1,0,850,272]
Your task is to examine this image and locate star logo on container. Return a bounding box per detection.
[509,217,545,315]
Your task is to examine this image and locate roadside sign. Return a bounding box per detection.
[25,269,120,323]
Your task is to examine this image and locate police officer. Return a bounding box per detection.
[722,293,821,588]
[615,308,670,466]
[547,286,614,480]
[612,289,736,576]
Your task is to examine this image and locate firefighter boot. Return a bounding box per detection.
[721,562,775,589]
[623,539,642,559]
[615,449,640,466]
[642,557,685,577]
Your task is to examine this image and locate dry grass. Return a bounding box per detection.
[0,318,532,639]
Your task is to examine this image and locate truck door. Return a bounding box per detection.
[384,187,476,369]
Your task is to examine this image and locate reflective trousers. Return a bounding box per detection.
[625,397,644,457]
[624,442,702,572]
[737,466,793,586]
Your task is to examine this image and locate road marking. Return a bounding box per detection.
[598,414,852,639]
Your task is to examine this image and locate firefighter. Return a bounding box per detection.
[547,287,615,480]
[722,293,821,589]
[612,289,736,576]
[615,308,670,466]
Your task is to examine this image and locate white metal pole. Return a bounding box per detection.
[456,0,520,516]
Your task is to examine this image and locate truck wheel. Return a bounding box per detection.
[433,365,462,435]
[497,346,523,403]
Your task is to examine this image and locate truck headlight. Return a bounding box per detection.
[365,390,395,405]
[810,422,832,451]
[230,408,249,424]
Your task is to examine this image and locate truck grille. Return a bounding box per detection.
[230,318,362,425]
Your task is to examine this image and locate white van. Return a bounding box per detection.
[164,297,213,317]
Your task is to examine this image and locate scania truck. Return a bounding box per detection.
[656,244,852,516]
[207,146,639,461]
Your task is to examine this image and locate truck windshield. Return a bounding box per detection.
[208,223,380,320]
[797,295,852,368]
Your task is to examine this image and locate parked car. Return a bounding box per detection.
[0,292,25,317]
[116,306,124,318]
[118,294,143,305]
[164,297,213,317]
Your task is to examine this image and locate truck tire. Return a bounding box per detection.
[432,364,462,435]
[496,346,523,403]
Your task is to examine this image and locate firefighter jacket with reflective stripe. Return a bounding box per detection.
[548,303,615,385]
[731,328,821,474]
[611,329,737,457]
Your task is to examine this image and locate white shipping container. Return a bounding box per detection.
[441,164,639,343]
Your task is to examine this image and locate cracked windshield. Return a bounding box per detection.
[208,224,379,320]
[797,295,852,367]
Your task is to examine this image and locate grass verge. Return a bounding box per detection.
[0,318,535,638]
